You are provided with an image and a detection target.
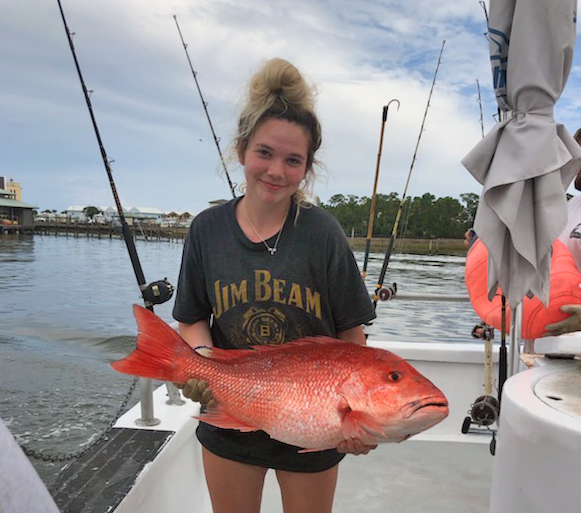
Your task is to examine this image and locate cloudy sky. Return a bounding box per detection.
[2,0,580,214]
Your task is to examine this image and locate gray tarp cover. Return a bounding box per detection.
[462,0,581,309]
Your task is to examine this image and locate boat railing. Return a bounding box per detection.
[389,292,469,302]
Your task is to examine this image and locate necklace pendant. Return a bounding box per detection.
[268,247,277,255]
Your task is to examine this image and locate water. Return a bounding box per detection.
[0,233,480,484]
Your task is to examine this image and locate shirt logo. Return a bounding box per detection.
[242,306,287,345]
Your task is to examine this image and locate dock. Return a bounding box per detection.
[1,221,467,255]
[0,221,34,235]
[32,221,189,242]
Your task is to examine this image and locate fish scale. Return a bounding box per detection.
[189,345,355,447]
[111,305,449,450]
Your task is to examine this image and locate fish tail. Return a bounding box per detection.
[110,304,195,382]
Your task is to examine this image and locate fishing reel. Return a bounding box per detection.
[461,394,500,455]
[464,395,500,428]
[378,282,397,301]
[141,278,174,306]
[471,322,494,341]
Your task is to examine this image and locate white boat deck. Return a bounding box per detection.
[262,438,493,512]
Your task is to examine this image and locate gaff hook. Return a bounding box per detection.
[361,99,401,280]
[386,99,400,112]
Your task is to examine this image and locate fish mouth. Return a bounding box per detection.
[401,395,449,419]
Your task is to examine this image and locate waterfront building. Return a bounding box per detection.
[128,207,164,223]
[64,206,88,220]
[0,187,36,232]
[0,177,21,202]
[162,211,195,227]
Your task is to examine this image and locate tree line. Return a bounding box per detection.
[319,192,479,239]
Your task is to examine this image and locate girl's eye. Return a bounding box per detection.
[384,371,403,383]
[288,158,302,166]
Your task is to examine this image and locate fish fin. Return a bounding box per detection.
[195,406,258,432]
[341,409,386,440]
[110,304,196,381]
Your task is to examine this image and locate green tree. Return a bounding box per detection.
[460,192,479,230]
[327,194,347,207]
[321,191,480,240]
[432,196,465,238]
[83,206,101,220]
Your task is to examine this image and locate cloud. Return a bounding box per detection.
[2,0,580,212]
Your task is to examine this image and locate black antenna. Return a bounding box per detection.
[174,15,236,198]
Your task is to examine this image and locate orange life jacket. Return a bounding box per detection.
[465,238,581,340]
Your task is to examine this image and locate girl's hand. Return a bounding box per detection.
[175,378,216,407]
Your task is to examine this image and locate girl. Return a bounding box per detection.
[173,57,376,513]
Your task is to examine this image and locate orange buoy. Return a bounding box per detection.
[465,239,581,340]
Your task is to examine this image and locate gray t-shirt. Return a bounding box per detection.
[173,197,375,347]
[172,197,376,471]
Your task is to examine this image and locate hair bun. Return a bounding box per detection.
[248,58,314,110]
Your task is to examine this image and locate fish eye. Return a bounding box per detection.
[384,371,403,383]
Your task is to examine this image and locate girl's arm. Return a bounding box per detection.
[178,319,213,350]
[177,319,215,406]
[337,325,367,346]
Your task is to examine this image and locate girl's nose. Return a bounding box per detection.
[267,159,285,179]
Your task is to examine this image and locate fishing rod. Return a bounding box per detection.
[56,0,173,311]
[173,15,236,199]
[372,40,446,308]
[56,0,176,424]
[461,78,501,446]
[361,100,400,279]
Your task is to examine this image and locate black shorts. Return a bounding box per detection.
[196,422,345,472]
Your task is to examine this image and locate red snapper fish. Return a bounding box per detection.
[111,305,449,451]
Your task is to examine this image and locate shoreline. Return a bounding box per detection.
[348,236,466,256]
[3,226,467,256]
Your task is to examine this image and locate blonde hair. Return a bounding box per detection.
[235,58,322,209]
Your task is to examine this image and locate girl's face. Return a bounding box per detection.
[240,118,309,207]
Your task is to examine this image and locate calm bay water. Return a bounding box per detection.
[0,233,480,483]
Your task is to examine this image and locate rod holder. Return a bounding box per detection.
[135,378,161,427]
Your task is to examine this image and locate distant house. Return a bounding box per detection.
[98,206,129,222]
[162,210,195,227]
[0,187,36,230]
[128,207,164,223]
[65,205,87,220]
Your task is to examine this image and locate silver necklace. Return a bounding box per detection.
[242,203,289,256]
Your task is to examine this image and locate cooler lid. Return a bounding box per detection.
[534,370,581,420]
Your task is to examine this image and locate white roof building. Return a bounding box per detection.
[64,206,87,219]
[129,207,164,216]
